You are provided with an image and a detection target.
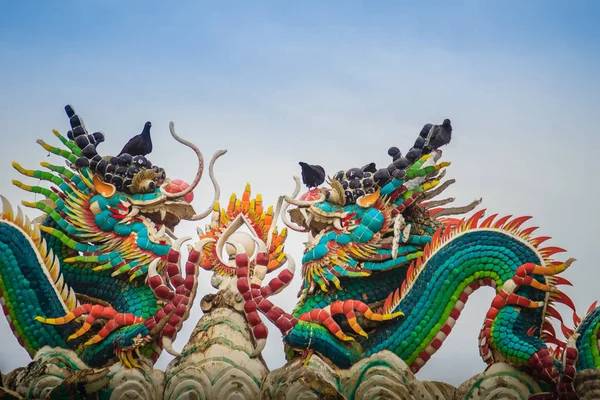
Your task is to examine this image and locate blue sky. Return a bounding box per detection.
[0,0,599,386]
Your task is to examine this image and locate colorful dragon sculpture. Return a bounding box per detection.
[203,136,599,399]
[0,106,224,369]
[3,109,600,399]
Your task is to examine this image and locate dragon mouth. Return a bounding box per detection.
[289,206,345,244]
[132,201,197,232]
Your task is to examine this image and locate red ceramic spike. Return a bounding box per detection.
[441,217,463,228]
[504,215,532,231]
[492,215,512,229]
[545,305,564,323]
[431,227,442,246]
[553,276,573,286]
[573,311,582,326]
[520,226,539,236]
[530,236,551,248]
[406,263,415,283]
[586,301,598,316]
[480,213,498,228]
[542,321,556,338]
[539,246,567,258]
[561,323,574,339]
[466,209,486,229]
[545,337,566,348]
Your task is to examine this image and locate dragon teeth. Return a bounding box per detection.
[333,218,343,230]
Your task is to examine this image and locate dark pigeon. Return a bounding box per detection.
[299,162,326,188]
[118,122,153,157]
[423,119,452,151]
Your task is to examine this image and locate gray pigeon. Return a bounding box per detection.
[299,162,326,188]
[118,122,153,157]
[423,119,452,151]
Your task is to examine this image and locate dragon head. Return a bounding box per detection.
[280,148,453,294]
[11,106,225,367]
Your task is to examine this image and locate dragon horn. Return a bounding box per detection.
[185,149,227,221]
[280,177,310,233]
[160,121,203,199]
[284,194,326,206]
[283,176,326,206]
[161,122,226,205]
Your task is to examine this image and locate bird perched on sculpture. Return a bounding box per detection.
[299,162,326,188]
[422,119,452,152]
[118,121,153,156]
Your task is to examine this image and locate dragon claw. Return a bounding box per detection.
[68,322,93,341]
[35,304,145,347]
[299,300,403,341]
[301,349,314,367]
[116,348,142,369]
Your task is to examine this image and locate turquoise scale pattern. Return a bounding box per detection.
[288,267,408,367]
[0,221,76,355]
[286,230,551,369]
[373,231,545,363]
[40,218,159,367]
[576,308,600,370]
[42,218,159,319]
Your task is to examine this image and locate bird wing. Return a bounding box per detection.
[423,125,438,147]
[118,135,141,156]
[300,162,326,187]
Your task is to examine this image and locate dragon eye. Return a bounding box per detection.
[138,179,156,193]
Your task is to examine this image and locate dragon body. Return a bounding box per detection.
[0,106,223,368]
[258,146,597,398]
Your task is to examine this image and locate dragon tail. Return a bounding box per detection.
[0,196,79,357]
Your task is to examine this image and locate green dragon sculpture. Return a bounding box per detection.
[4,109,600,399]
[0,105,224,369]
[225,135,597,399]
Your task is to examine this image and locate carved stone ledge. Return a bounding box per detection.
[0,347,163,399]
[261,350,455,400]
[455,363,542,400]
